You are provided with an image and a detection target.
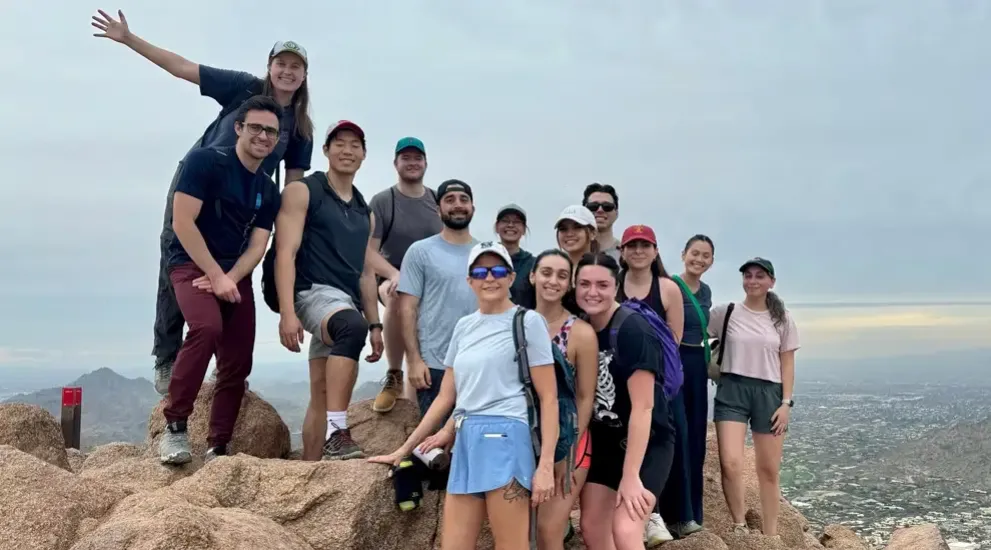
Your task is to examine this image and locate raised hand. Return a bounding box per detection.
[91,9,131,43]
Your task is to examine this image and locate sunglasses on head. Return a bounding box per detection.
[469,265,512,280]
[586,202,616,213]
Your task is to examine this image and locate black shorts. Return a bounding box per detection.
[585,424,675,497]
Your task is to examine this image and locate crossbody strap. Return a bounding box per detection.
[716,303,735,365]
[672,275,710,362]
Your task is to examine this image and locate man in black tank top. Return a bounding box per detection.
[273,120,384,462]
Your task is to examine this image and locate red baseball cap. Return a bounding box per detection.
[621,224,658,247]
[324,120,366,148]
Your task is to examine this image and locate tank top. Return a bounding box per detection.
[551,315,577,371]
[617,273,666,321]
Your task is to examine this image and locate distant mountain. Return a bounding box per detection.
[880,416,991,490]
[1,367,160,450]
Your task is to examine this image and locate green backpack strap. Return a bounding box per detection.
[672,275,710,364]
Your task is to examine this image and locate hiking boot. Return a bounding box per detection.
[204,444,228,464]
[321,428,365,461]
[644,513,674,547]
[159,422,192,465]
[372,370,404,413]
[731,523,750,535]
[671,521,703,539]
[153,361,173,396]
[564,519,575,543]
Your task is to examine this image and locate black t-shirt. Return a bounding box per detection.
[168,146,279,271]
[592,307,673,437]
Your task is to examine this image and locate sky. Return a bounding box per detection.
[1,0,989,378]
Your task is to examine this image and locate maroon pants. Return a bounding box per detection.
[164,263,255,448]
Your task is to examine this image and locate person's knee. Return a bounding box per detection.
[323,308,368,361]
[612,514,646,547]
[755,458,780,483]
[188,318,222,342]
[720,452,744,479]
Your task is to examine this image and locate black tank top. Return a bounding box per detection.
[295,172,371,306]
[617,273,666,321]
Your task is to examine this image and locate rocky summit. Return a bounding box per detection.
[0,387,955,550]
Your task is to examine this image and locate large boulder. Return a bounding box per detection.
[348,398,420,457]
[80,442,146,471]
[819,524,870,549]
[0,403,71,470]
[146,382,291,460]
[0,445,127,550]
[885,524,949,550]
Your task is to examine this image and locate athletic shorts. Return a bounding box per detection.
[448,415,535,498]
[294,284,356,360]
[576,430,592,470]
[713,373,786,435]
[585,424,675,497]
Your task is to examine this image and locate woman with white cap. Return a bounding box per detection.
[370,241,559,549]
[91,9,315,396]
[495,203,536,304]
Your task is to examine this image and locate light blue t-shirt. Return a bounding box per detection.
[444,308,555,424]
[397,234,479,371]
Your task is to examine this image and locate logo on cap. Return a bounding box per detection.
[282,41,300,51]
[633,225,646,233]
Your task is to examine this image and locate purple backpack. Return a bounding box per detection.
[608,299,685,399]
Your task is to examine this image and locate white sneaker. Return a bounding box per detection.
[644,513,674,547]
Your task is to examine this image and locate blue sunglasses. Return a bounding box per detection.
[469,265,512,280]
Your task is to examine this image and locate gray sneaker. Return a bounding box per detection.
[159,426,193,465]
[204,445,228,464]
[153,361,173,396]
[321,426,365,461]
[671,521,704,538]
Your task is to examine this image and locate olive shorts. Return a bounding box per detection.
[713,373,786,435]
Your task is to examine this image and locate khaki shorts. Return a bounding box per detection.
[294,284,356,360]
[713,373,785,435]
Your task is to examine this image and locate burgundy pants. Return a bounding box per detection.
[164,263,255,447]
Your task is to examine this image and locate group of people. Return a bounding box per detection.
[93,10,801,550]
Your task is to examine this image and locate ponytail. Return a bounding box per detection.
[766,291,786,328]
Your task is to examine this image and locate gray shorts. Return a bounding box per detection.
[294,284,357,360]
[713,373,786,435]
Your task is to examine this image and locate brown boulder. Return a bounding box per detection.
[347,398,420,457]
[66,447,86,472]
[79,456,201,495]
[819,524,869,549]
[0,445,127,550]
[69,491,314,550]
[80,442,146,470]
[886,524,949,550]
[146,382,291,460]
[0,403,71,470]
[664,531,729,549]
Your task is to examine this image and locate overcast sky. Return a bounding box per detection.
[1,1,989,375]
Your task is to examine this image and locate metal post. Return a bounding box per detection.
[60,387,82,450]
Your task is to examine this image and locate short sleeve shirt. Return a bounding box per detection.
[708,303,800,383]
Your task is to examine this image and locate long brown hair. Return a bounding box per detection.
[767,291,787,328]
[261,77,314,140]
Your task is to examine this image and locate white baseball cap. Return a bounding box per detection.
[467,241,515,271]
[555,204,596,229]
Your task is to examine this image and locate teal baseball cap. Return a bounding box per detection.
[395,136,426,156]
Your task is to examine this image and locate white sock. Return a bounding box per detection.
[326,411,347,440]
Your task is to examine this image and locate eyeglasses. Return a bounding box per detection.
[469,266,512,280]
[586,202,616,213]
[242,122,279,139]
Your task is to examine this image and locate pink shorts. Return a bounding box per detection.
[576,430,592,470]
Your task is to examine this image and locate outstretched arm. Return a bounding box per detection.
[92,9,200,84]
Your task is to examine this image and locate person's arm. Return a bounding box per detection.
[530,363,559,467]
[119,29,200,84]
[779,312,800,403]
[365,196,400,279]
[285,169,305,186]
[368,247,400,279]
[399,293,423,362]
[660,278,685,344]
[281,132,313,187]
[569,320,599,439]
[707,304,727,339]
[395,369,457,454]
[623,369,656,481]
[172,193,222,278]
[274,182,309,314]
[227,184,279,283]
[359,214,381,325]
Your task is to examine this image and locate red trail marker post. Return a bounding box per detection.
[61,386,82,449]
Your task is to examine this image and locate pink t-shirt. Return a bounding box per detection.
[707,302,800,383]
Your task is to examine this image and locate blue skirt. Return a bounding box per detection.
[448,415,535,497]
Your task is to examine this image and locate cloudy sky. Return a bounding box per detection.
[1,1,989,378]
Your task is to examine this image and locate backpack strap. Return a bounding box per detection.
[510,306,539,550]
[607,305,635,356]
[716,303,735,366]
[381,186,398,245]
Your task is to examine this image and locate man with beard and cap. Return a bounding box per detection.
[396,179,479,417]
[368,137,443,414]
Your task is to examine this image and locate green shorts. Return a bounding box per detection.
[713,374,786,435]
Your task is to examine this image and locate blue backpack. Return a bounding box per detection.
[512,308,580,481]
[610,299,684,399]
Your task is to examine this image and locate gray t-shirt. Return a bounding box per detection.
[445,308,555,423]
[600,243,621,262]
[369,186,444,270]
[397,234,479,371]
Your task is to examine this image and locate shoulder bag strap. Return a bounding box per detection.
[717,303,735,365]
[672,275,710,362]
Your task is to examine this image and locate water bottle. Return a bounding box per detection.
[392,457,423,512]
[413,446,450,470]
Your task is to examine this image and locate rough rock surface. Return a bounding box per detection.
[885,524,950,550]
[819,524,870,549]
[0,445,127,550]
[0,403,71,470]
[80,442,146,471]
[146,382,291,460]
[66,447,86,472]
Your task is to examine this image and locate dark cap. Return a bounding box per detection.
[324,120,366,149]
[436,179,473,204]
[739,257,775,277]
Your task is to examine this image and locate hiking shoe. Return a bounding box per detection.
[731,523,750,535]
[204,445,228,464]
[159,424,192,465]
[153,361,173,396]
[372,370,404,413]
[321,428,365,461]
[644,513,674,547]
[671,521,703,539]
[564,518,575,543]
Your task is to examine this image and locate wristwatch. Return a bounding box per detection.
[369,323,384,331]
[782,398,794,407]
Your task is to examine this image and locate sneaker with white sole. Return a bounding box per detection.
[153,361,173,396]
[159,422,192,465]
[204,444,228,464]
[671,520,704,539]
[644,512,674,547]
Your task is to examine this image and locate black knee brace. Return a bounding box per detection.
[326,308,369,361]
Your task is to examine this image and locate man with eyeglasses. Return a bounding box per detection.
[582,183,621,262]
[158,95,283,466]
